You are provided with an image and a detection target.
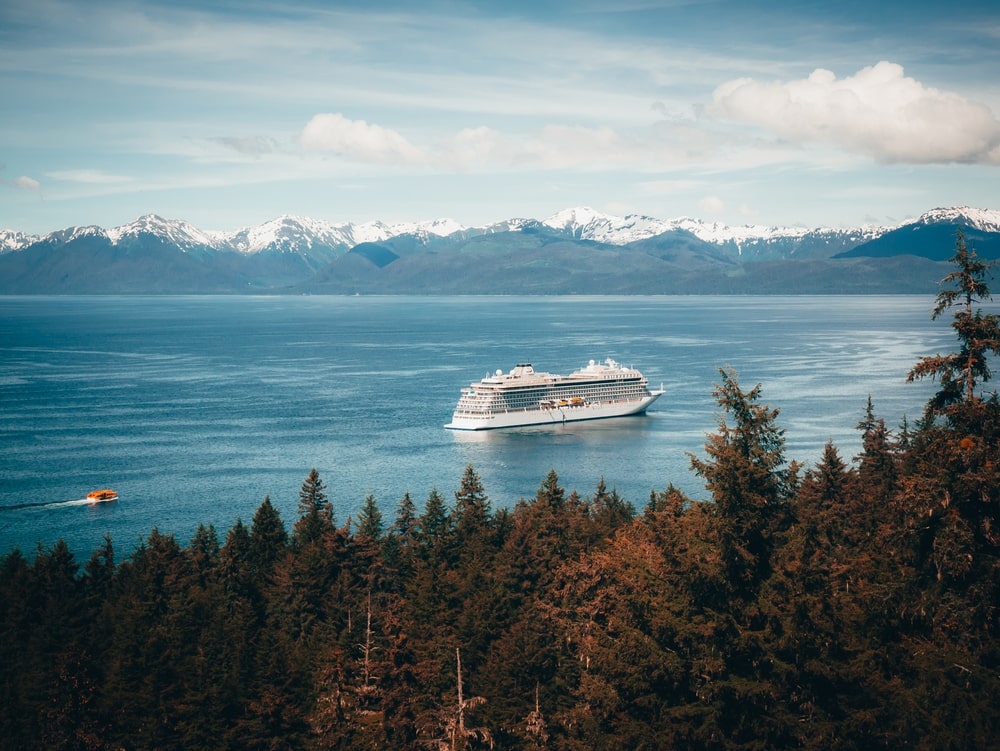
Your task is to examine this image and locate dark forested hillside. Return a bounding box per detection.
[2,233,999,750]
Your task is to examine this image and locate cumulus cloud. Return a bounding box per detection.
[12,176,40,190]
[710,61,1000,165]
[300,113,426,165]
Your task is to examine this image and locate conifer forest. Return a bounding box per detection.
[3,232,1000,750]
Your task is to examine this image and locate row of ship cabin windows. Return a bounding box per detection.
[487,382,645,410]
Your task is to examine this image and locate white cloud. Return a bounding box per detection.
[300,114,426,165]
[520,125,627,169]
[445,127,510,168]
[12,176,40,190]
[698,196,725,214]
[709,61,1000,165]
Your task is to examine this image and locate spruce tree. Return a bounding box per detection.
[689,366,793,597]
[452,464,492,544]
[249,495,288,579]
[357,493,384,541]
[293,468,334,548]
[908,228,1000,414]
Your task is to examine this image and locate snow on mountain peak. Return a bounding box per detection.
[918,206,1000,233]
[544,206,613,229]
[0,228,39,252]
[542,207,673,243]
[227,214,356,253]
[5,204,998,258]
[106,214,223,249]
[218,214,467,254]
[541,207,817,245]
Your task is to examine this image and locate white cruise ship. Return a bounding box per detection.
[444,358,664,431]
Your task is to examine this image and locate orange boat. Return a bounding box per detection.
[86,489,118,503]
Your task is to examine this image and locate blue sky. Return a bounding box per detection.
[2,0,999,234]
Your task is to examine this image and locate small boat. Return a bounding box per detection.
[86,489,118,503]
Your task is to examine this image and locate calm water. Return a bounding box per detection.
[0,295,954,559]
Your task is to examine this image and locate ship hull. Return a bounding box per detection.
[445,391,662,431]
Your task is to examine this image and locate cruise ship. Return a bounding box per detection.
[445,358,664,431]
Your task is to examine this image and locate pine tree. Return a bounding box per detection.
[392,491,419,543]
[420,488,451,549]
[900,230,1000,580]
[249,495,288,581]
[588,476,635,536]
[688,366,793,597]
[293,468,333,548]
[452,464,492,544]
[357,493,384,541]
[189,522,220,586]
[908,228,1000,414]
[855,395,897,505]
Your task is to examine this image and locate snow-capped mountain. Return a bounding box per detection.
[541,207,674,243]
[220,214,467,254]
[5,205,995,256]
[105,214,226,250]
[913,206,1000,234]
[0,205,996,295]
[225,215,357,254]
[537,206,889,249]
[0,229,38,252]
[0,213,469,256]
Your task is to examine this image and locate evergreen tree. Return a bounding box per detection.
[537,468,565,510]
[419,488,451,549]
[384,492,420,581]
[900,230,1000,582]
[293,467,333,547]
[355,494,387,593]
[688,366,793,597]
[588,476,635,536]
[249,495,288,579]
[392,491,419,542]
[452,464,492,544]
[908,228,1000,413]
[357,493,384,541]
[189,522,220,586]
[855,395,897,505]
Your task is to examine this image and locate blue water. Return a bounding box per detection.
[0,295,954,559]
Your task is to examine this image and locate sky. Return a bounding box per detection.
[2,0,999,235]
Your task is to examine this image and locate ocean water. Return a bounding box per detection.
[0,295,954,560]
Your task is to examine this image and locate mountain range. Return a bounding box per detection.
[2,206,999,294]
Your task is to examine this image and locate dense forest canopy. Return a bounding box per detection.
[2,231,1000,750]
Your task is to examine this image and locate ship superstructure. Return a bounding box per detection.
[445,358,663,431]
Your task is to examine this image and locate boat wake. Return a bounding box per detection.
[0,498,107,512]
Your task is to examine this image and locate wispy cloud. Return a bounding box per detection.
[47,169,136,184]
[209,136,282,158]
